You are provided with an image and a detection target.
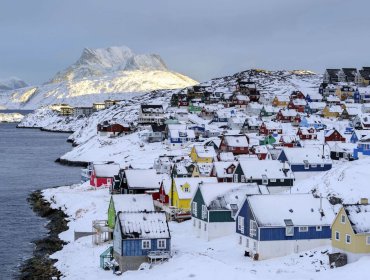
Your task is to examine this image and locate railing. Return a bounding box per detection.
[147,251,171,260]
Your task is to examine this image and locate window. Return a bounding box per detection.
[241,175,246,183]
[280,179,284,182]
[201,205,207,219]
[253,241,257,251]
[366,236,370,245]
[299,226,308,232]
[184,187,189,192]
[311,164,317,168]
[198,221,201,229]
[238,216,245,233]
[286,226,294,236]
[239,236,242,245]
[193,219,196,227]
[270,179,276,182]
[157,239,166,249]
[346,234,351,244]
[335,231,340,241]
[304,161,309,169]
[204,223,207,232]
[192,202,197,216]
[262,175,268,185]
[250,220,257,237]
[316,226,322,231]
[142,240,151,250]
[246,238,249,248]
[233,174,238,183]
[320,164,325,168]
[341,214,346,224]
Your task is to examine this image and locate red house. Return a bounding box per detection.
[325,129,346,142]
[154,178,171,206]
[259,122,283,136]
[250,145,269,160]
[290,90,305,100]
[278,135,300,148]
[90,163,120,188]
[219,135,250,155]
[276,109,301,123]
[287,99,306,113]
[97,122,131,137]
[211,162,238,182]
[297,127,318,140]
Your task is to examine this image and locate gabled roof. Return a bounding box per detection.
[247,194,335,227]
[118,211,170,239]
[173,177,217,199]
[343,204,370,234]
[213,161,238,178]
[93,163,120,177]
[112,194,154,213]
[238,159,294,179]
[125,169,163,189]
[193,145,217,158]
[223,135,249,147]
[280,147,331,164]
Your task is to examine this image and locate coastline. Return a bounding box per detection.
[19,190,69,280]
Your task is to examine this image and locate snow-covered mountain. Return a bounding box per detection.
[0,46,197,109]
[0,77,28,91]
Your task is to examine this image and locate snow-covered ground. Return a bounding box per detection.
[43,182,370,280]
[0,112,24,123]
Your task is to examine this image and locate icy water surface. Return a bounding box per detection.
[0,123,80,279]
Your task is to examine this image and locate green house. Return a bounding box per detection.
[259,135,276,145]
[107,194,155,229]
[188,100,203,113]
[191,182,261,241]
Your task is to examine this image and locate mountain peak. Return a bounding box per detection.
[0,77,28,91]
[49,45,169,83]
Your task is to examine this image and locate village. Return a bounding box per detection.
[41,68,370,277]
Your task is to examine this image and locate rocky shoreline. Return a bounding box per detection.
[19,190,69,280]
[55,157,88,167]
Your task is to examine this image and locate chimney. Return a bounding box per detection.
[360,198,369,205]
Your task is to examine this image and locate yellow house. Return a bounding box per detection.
[322,105,342,118]
[190,145,216,163]
[331,200,370,263]
[170,177,217,211]
[272,95,290,107]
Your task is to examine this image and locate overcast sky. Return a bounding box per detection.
[1,0,370,84]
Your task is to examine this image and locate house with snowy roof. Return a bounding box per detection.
[322,105,343,118]
[233,160,294,188]
[297,127,317,140]
[287,99,306,113]
[190,145,217,163]
[331,199,370,263]
[107,194,155,230]
[138,104,165,125]
[170,177,217,212]
[277,147,332,172]
[353,134,370,158]
[119,169,163,194]
[328,142,357,161]
[219,134,250,155]
[235,194,335,260]
[191,182,263,241]
[113,211,171,272]
[167,124,196,148]
[276,109,301,123]
[325,129,346,143]
[272,95,290,107]
[90,162,120,188]
[211,161,238,182]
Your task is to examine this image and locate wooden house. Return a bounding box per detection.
[322,105,342,118]
[277,147,332,172]
[259,122,283,136]
[235,194,334,260]
[272,95,290,107]
[170,177,217,211]
[328,142,356,161]
[297,127,317,140]
[331,201,370,263]
[290,91,305,100]
[338,68,357,83]
[107,194,155,230]
[138,104,165,125]
[325,129,346,143]
[190,145,217,163]
[276,109,301,123]
[287,99,306,113]
[97,122,131,137]
[119,169,163,194]
[323,69,340,84]
[233,160,294,187]
[355,67,370,86]
[241,117,262,134]
[90,162,120,188]
[211,161,238,182]
[113,212,171,272]
[219,134,250,155]
[353,135,370,158]
[191,183,262,241]
[259,105,279,117]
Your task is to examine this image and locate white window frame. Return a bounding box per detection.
[253,241,257,251]
[238,216,245,233]
[366,236,370,245]
[270,178,277,182]
[192,202,198,216]
[250,220,257,237]
[335,231,340,241]
[142,240,151,250]
[299,226,308,232]
[316,226,322,231]
[201,205,207,220]
[346,234,351,244]
[280,179,284,182]
[233,174,238,183]
[286,226,294,236]
[341,214,346,224]
[157,239,166,249]
[241,175,246,183]
[311,164,317,168]
[304,162,309,169]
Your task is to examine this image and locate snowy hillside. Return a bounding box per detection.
[0,112,24,123]
[0,77,28,91]
[0,46,197,109]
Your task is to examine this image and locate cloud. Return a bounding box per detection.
[1,0,370,84]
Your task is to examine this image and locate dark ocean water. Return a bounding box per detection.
[0,123,80,279]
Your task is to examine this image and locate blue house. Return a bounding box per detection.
[350,130,370,143]
[277,147,332,172]
[113,211,171,272]
[235,194,334,260]
[353,135,370,158]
